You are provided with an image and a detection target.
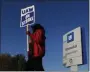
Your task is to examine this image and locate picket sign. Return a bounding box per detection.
[20,5,35,57]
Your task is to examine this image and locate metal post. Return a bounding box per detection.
[71,65,78,72]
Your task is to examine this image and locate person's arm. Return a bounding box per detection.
[26,31,31,36]
[30,30,43,43]
[26,30,43,43]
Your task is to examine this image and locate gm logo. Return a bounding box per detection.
[67,32,74,43]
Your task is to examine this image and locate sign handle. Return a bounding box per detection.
[26,25,29,52]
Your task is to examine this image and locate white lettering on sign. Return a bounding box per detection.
[22,17,34,26]
[25,14,30,19]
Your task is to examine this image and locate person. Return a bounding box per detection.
[26,24,46,71]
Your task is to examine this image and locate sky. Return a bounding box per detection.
[1,0,89,71]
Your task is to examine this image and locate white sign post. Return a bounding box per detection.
[71,65,78,72]
[63,27,83,72]
[20,5,35,58]
[26,25,29,52]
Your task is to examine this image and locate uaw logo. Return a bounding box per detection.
[63,32,74,43]
[20,5,35,27]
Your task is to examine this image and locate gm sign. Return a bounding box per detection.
[63,27,83,67]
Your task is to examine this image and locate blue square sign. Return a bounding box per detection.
[67,32,74,43]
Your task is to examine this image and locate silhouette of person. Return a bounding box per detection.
[26,24,46,71]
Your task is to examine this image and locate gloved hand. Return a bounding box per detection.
[26,31,30,35]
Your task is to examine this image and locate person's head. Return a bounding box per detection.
[31,24,45,33]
